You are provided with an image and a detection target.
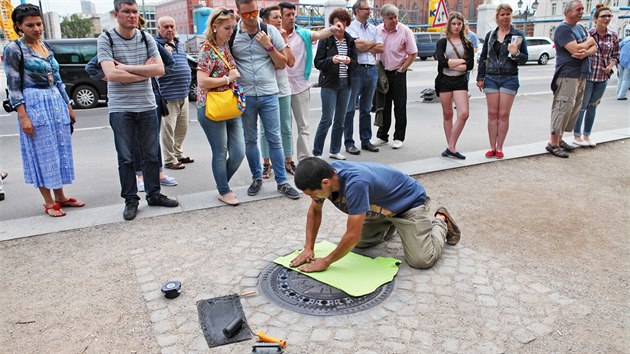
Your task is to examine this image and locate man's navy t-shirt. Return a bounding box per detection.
[329,161,426,219]
[554,22,591,78]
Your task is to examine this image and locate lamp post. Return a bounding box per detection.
[517,0,539,36]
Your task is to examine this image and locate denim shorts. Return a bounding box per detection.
[484,74,520,95]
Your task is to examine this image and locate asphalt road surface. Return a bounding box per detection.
[1,58,628,221]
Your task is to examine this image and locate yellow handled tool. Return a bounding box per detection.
[256,331,287,348]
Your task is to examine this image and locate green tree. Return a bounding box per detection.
[60,14,92,39]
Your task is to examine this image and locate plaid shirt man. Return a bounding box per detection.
[588,28,620,82]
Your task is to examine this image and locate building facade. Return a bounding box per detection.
[43,11,62,39]
[81,0,97,15]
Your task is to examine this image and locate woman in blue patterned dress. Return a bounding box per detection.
[2,4,84,217]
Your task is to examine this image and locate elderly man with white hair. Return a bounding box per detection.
[155,16,194,170]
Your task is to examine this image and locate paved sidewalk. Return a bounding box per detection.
[1,139,628,353]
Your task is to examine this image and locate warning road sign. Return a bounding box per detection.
[432,0,449,28]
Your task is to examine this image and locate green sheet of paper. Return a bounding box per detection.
[273,240,401,297]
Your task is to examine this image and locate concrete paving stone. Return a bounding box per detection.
[433,285,454,296]
[512,328,537,344]
[474,285,495,295]
[266,317,288,328]
[259,304,283,318]
[143,290,163,302]
[146,299,167,312]
[548,292,576,306]
[310,328,333,342]
[263,326,288,340]
[382,299,405,312]
[244,254,259,261]
[496,267,516,277]
[439,266,457,274]
[453,281,474,293]
[396,280,413,290]
[504,284,522,293]
[388,342,408,353]
[140,281,160,293]
[415,282,433,293]
[177,320,199,334]
[456,301,477,315]
[348,313,373,326]
[529,282,552,293]
[442,338,460,353]
[245,295,270,308]
[136,274,156,284]
[412,274,431,283]
[174,313,189,327]
[156,334,179,347]
[458,257,476,266]
[321,316,347,328]
[243,268,262,278]
[159,346,181,354]
[474,341,506,354]
[332,340,356,351]
[355,350,379,354]
[135,266,152,276]
[526,321,553,337]
[240,277,259,288]
[416,293,437,304]
[152,318,175,334]
[378,324,400,339]
[334,328,355,341]
[412,330,434,345]
[247,312,272,326]
[150,309,171,323]
[431,274,452,285]
[287,330,308,344]
[133,259,151,269]
[276,312,300,325]
[129,248,145,255]
[458,265,476,274]
[518,293,543,304]
[367,306,389,322]
[188,336,211,352]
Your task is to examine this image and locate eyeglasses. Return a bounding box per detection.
[120,9,139,15]
[240,10,259,19]
[220,9,234,15]
[598,14,613,19]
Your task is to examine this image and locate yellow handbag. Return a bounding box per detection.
[205,45,246,121]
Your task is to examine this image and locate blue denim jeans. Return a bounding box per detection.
[313,81,352,156]
[344,65,378,148]
[241,94,287,184]
[110,110,161,201]
[260,95,292,159]
[617,64,630,99]
[134,107,163,176]
[574,80,607,136]
[197,108,245,195]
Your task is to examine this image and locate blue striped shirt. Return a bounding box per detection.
[156,37,192,100]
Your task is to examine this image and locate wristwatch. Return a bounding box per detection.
[266,44,276,52]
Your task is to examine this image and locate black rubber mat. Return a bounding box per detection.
[196,294,252,348]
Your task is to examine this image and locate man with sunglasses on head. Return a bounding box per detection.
[277,2,343,166]
[98,0,179,220]
[232,0,300,199]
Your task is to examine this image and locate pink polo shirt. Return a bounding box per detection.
[376,22,418,71]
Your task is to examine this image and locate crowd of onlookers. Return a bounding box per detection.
[2,0,628,220]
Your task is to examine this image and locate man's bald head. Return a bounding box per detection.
[158,16,176,41]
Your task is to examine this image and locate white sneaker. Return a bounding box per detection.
[371,138,388,146]
[329,153,346,160]
[392,140,403,149]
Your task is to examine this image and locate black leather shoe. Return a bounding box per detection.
[345,145,360,155]
[147,194,179,207]
[123,201,139,220]
[361,142,379,152]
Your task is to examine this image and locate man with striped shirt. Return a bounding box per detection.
[98,0,179,220]
[155,16,194,170]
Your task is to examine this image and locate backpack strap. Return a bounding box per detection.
[229,22,268,50]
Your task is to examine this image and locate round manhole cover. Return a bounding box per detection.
[259,263,395,316]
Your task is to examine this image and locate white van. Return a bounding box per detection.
[525,37,556,65]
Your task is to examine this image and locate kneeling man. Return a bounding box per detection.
[292,157,461,272]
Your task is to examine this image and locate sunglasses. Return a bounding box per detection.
[240,10,259,19]
[598,14,613,19]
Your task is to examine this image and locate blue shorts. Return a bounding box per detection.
[484,74,519,95]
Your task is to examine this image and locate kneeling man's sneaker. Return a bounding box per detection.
[435,207,460,245]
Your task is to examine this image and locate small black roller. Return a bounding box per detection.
[222,317,243,338]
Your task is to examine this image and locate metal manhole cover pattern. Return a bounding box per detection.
[259,264,395,316]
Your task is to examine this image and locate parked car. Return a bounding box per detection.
[414,32,442,60]
[45,38,198,109]
[525,37,556,65]
[45,39,107,109]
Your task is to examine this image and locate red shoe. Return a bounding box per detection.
[495,151,504,159]
[485,150,496,158]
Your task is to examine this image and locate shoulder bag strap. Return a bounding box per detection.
[446,37,463,59]
[209,44,234,70]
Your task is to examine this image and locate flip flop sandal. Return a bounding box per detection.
[285,161,296,175]
[44,204,66,217]
[55,198,86,208]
